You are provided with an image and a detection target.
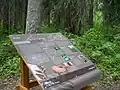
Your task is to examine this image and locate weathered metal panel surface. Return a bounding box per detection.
[9,33,100,90]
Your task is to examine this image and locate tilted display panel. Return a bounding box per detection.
[9,33,100,90]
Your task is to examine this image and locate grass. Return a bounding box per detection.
[64,27,120,81]
[0,37,19,80]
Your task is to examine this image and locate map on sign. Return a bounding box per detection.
[9,33,100,90]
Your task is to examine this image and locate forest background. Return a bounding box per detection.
[0,0,120,88]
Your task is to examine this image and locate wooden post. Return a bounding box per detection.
[16,85,28,90]
[16,58,92,90]
[20,58,29,89]
[81,86,92,90]
[29,80,39,88]
[16,85,20,90]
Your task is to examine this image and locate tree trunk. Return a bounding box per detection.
[3,0,9,34]
[23,0,28,33]
[79,0,93,33]
[22,0,28,32]
[25,0,43,34]
[53,0,94,34]
[64,0,94,34]
[103,0,120,24]
[0,0,3,23]
[0,0,4,31]
[14,0,20,30]
[9,0,15,31]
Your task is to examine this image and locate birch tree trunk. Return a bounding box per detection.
[25,0,43,34]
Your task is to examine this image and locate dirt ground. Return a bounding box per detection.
[0,75,120,90]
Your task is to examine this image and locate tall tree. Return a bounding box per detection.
[14,0,28,32]
[3,0,9,34]
[25,0,43,34]
[43,0,94,34]
[21,0,28,31]
[9,0,15,31]
[0,0,3,23]
[104,0,120,24]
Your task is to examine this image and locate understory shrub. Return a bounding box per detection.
[64,27,120,80]
[0,37,19,79]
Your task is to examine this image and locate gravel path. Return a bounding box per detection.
[0,75,120,90]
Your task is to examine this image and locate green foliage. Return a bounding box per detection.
[40,23,59,33]
[94,11,103,29]
[0,37,19,80]
[115,54,120,58]
[64,26,120,80]
[43,0,93,34]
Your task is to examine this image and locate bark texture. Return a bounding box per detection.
[0,0,28,33]
[25,0,43,34]
[43,0,94,34]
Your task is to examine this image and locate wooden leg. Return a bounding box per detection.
[16,58,29,90]
[16,85,20,90]
[20,59,29,89]
[17,58,92,90]
[81,86,92,90]
[29,80,39,88]
[29,80,43,90]
[16,58,41,90]
[16,84,28,90]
